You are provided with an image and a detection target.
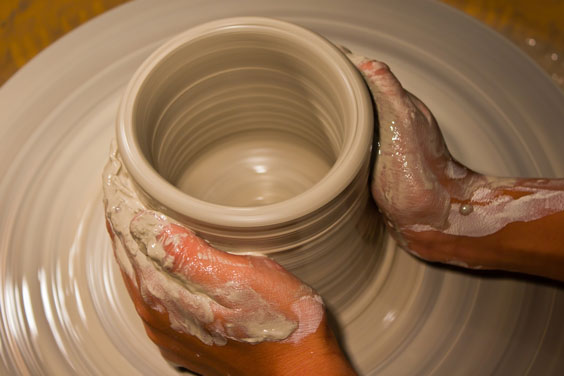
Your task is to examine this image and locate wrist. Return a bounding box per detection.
[268,316,356,376]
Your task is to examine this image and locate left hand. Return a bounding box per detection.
[105,211,354,375]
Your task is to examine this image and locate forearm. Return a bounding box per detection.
[267,319,357,376]
[148,310,355,376]
[406,214,564,281]
[403,176,564,281]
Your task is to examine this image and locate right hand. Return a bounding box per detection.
[351,54,564,280]
[349,55,476,258]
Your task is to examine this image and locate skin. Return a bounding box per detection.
[352,55,564,281]
[106,219,355,376]
[105,57,564,375]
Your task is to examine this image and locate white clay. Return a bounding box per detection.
[410,183,564,237]
[446,259,470,268]
[445,160,468,180]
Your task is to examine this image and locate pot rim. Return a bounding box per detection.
[116,16,373,227]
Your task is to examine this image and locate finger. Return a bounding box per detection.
[345,52,404,98]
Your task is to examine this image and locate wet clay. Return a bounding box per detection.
[176,129,333,206]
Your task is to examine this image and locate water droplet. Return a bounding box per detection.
[459,204,473,216]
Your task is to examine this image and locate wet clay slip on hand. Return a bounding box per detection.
[2,2,564,375]
[113,17,382,312]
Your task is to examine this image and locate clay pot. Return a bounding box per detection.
[116,17,382,310]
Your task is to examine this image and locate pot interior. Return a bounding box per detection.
[133,28,352,207]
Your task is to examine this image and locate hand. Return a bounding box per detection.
[345,53,474,257]
[105,209,354,375]
[347,53,564,279]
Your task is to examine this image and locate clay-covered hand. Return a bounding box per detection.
[349,53,564,279]
[105,212,354,376]
[347,53,475,256]
[102,150,356,375]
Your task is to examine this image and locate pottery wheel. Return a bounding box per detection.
[1,1,564,375]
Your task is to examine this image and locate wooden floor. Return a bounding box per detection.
[1,0,563,88]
